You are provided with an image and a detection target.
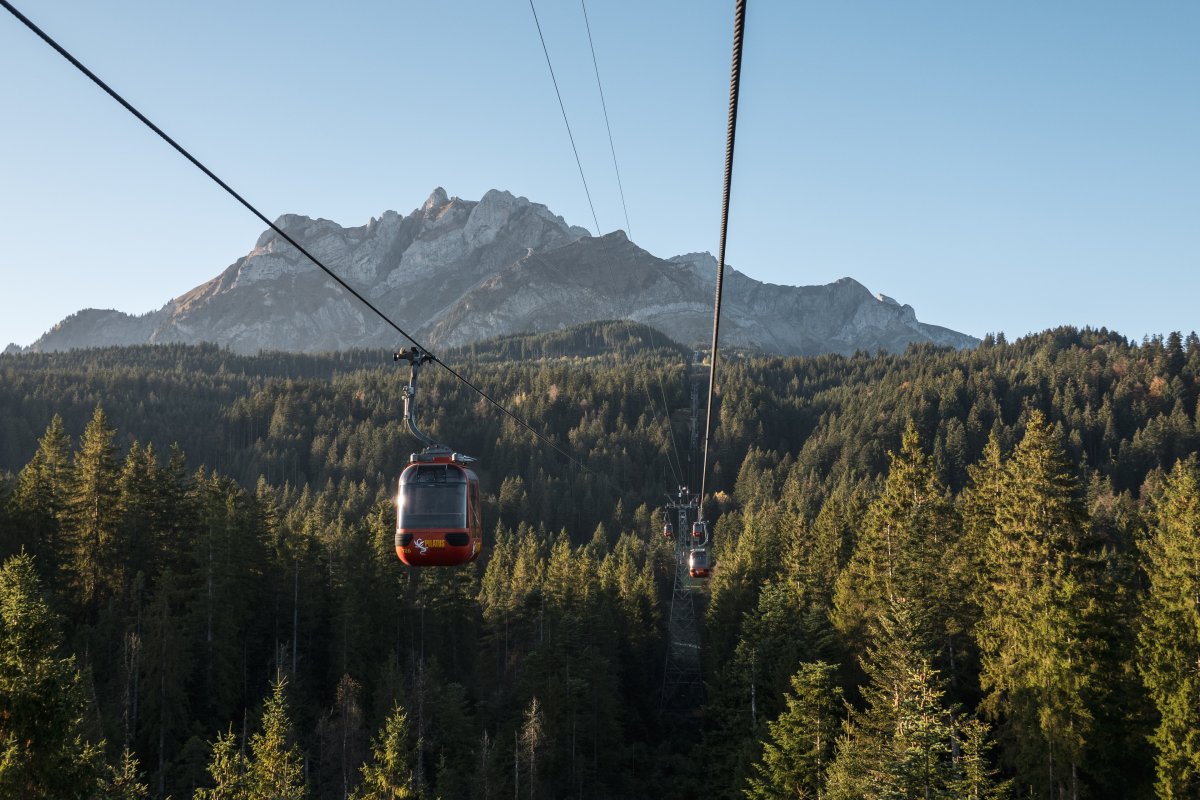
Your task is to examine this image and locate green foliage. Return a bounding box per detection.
[832,422,961,662]
[353,703,415,799]
[247,679,306,800]
[744,661,842,799]
[196,679,306,800]
[64,405,122,617]
[825,602,962,800]
[107,748,150,800]
[1,326,1200,798]
[0,552,107,799]
[975,411,1105,798]
[1139,455,1200,798]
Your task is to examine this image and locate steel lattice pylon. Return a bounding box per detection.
[661,502,705,710]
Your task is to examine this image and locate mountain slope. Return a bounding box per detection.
[28,189,976,355]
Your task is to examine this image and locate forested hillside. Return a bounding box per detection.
[2,322,1200,798]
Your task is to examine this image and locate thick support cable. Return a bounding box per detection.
[1,0,597,480]
[699,0,747,510]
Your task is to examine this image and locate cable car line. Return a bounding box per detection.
[579,0,631,240]
[0,0,598,482]
[642,383,683,488]
[527,0,601,236]
[698,0,747,510]
[655,373,687,489]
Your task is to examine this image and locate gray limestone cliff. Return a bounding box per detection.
[28,189,977,356]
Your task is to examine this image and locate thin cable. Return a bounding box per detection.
[1,0,599,480]
[579,0,631,240]
[642,380,683,487]
[699,0,747,510]
[656,371,687,488]
[528,0,601,236]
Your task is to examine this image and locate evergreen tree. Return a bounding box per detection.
[0,552,107,799]
[520,697,545,800]
[744,661,842,800]
[64,405,122,617]
[1138,455,1200,797]
[246,678,306,800]
[950,719,1011,800]
[106,747,150,800]
[194,729,250,800]
[353,703,415,800]
[825,601,963,800]
[976,411,1103,798]
[832,422,961,667]
[6,414,72,566]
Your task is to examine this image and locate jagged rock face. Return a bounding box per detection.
[28,189,977,356]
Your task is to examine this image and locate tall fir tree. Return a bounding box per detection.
[353,703,415,799]
[246,678,306,800]
[824,601,965,800]
[832,421,962,671]
[976,411,1104,798]
[1138,455,1200,798]
[744,660,842,800]
[64,405,122,618]
[0,553,107,799]
[7,414,72,568]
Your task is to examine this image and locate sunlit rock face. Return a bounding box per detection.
[29,189,976,355]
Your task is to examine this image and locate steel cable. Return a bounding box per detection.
[699,0,747,509]
[0,0,599,480]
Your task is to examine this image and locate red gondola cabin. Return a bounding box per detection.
[395,455,482,567]
[688,547,710,579]
[663,522,674,538]
[691,521,707,541]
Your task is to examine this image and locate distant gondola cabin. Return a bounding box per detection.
[395,457,481,567]
[663,522,674,538]
[691,521,707,541]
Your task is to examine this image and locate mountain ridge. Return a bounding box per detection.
[23,188,978,356]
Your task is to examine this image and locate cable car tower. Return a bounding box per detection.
[661,486,706,710]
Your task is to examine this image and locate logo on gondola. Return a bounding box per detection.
[415,538,428,554]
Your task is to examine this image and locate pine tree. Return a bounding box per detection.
[825,601,961,800]
[246,678,306,800]
[950,719,1011,800]
[832,422,960,663]
[976,411,1103,798]
[744,661,842,800]
[64,405,122,617]
[1138,455,1200,797]
[8,414,72,567]
[115,440,163,596]
[353,703,415,800]
[0,553,107,799]
[106,747,150,800]
[194,728,250,800]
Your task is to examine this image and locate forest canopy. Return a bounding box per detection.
[1,321,1199,799]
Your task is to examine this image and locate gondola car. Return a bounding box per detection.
[395,454,482,566]
[663,521,675,538]
[688,547,711,579]
[393,346,482,567]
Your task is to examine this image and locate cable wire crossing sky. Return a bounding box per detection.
[1,1,1197,348]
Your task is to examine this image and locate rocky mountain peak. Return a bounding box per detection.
[26,188,978,356]
[422,187,450,214]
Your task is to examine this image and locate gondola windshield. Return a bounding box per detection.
[399,466,467,530]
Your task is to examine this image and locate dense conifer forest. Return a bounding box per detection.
[3,321,1200,798]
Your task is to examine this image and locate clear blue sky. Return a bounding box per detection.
[2,1,1197,348]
